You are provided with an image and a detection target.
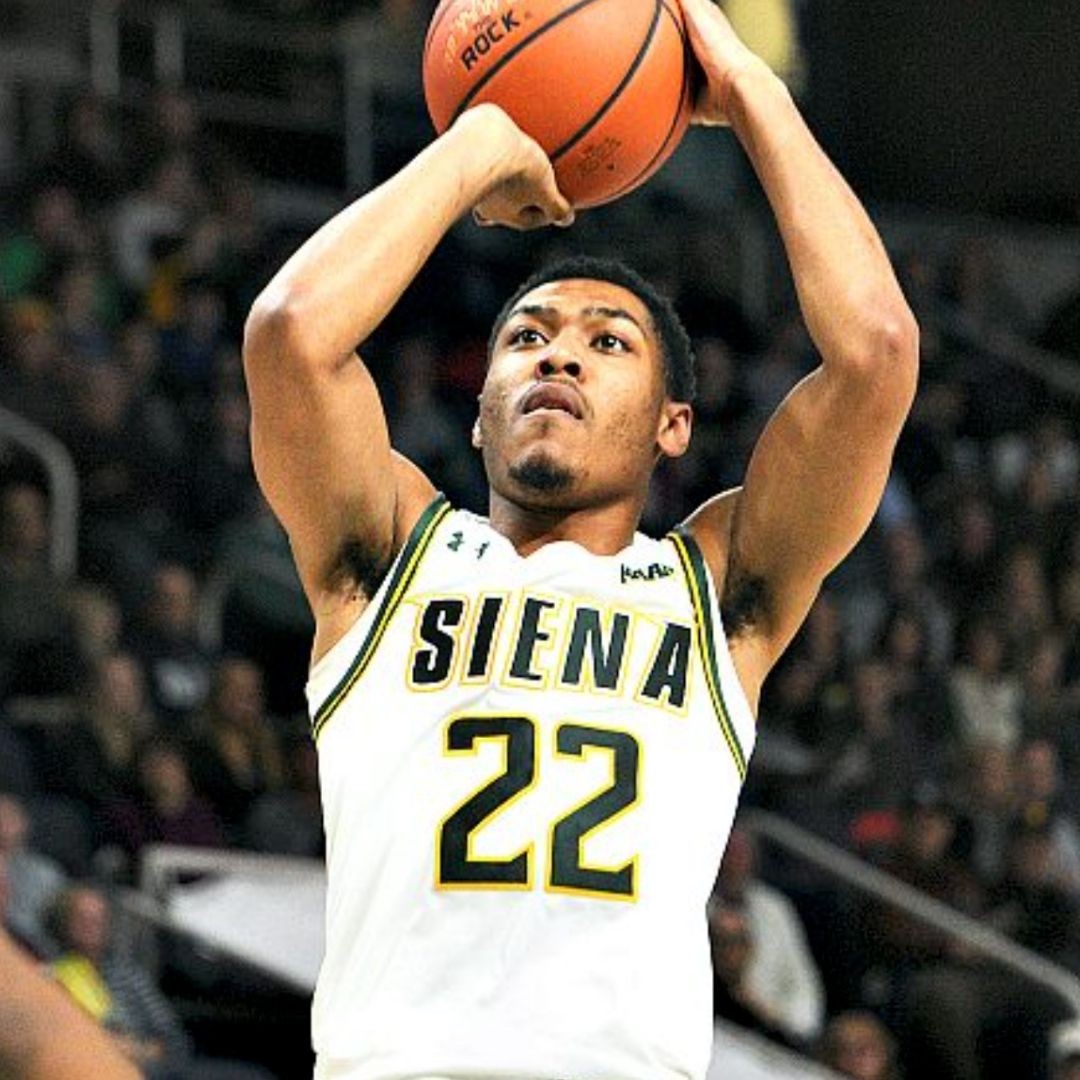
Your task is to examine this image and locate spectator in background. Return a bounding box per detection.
[244,733,322,857]
[0,919,139,1079]
[752,593,849,813]
[0,298,71,432]
[819,1011,902,1080]
[949,617,1023,755]
[1000,436,1076,558]
[1015,739,1080,894]
[66,582,124,682]
[866,785,982,975]
[997,544,1055,653]
[708,903,805,1051]
[0,184,89,302]
[101,741,224,871]
[877,605,955,756]
[45,653,156,812]
[47,884,269,1079]
[186,378,258,537]
[958,744,1018,887]
[158,276,231,403]
[65,362,179,608]
[0,481,70,697]
[187,658,283,840]
[52,255,118,361]
[389,334,483,508]
[133,563,213,724]
[0,851,48,958]
[939,493,1001,626]
[111,152,206,294]
[35,93,126,209]
[1023,632,1073,746]
[986,817,1080,967]
[0,795,65,956]
[824,657,925,823]
[115,318,188,478]
[878,521,952,666]
[711,825,825,1044]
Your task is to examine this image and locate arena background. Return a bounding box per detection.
[0,2,1078,1078]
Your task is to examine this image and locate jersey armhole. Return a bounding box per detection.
[309,493,451,742]
[668,527,752,782]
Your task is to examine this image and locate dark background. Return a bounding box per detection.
[806,0,1080,221]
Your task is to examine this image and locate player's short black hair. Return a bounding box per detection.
[488,256,696,403]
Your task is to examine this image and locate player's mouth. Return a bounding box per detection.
[520,381,585,420]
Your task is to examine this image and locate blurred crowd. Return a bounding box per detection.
[0,20,1078,1080]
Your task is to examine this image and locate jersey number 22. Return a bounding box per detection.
[436,715,639,900]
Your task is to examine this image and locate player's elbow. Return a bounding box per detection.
[842,306,920,416]
[243,286,320,373]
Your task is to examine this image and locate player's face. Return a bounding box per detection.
[476,279,691,508]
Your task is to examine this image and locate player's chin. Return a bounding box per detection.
[506,449,579,500]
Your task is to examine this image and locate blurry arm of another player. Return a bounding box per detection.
[678,0,919,699]
[243,106,572,626]
[0,930,139,1080]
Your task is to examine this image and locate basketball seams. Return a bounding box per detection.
[447,0,610,126]
[600,0,692,202]
[550,0,663,163]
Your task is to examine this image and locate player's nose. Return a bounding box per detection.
[535,348,582,380]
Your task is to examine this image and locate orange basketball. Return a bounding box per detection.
[423,0,693,210]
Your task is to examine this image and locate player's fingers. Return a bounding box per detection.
[536,178,575,228]
[516,206,546,230]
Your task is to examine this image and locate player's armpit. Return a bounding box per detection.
[687,330,917,691]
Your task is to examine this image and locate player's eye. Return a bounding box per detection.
[507,326,546,347]
[593,332,629,353]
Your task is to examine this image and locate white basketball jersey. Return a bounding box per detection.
[306,495,756,1080]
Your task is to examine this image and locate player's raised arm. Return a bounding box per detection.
[678,0,919,690]
[242,105,571,623]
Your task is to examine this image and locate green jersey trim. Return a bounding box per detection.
[668,528,747,780]
[312,494,451,742]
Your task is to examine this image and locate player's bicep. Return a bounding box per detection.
[735,363,912,641]
[245,337,402,600]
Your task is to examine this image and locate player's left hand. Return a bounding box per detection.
[678,0,773,126]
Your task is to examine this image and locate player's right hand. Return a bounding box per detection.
[458,104,575,231]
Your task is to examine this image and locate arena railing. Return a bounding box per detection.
[0,404,79,579]
[742,809,1080,1018]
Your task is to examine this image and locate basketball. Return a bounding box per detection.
[423,0,693,210]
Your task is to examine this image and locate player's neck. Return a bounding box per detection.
[488,490,643,557]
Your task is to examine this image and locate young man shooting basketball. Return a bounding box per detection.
[243,1,917,1077]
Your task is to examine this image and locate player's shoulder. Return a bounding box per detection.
[675,487,741,591]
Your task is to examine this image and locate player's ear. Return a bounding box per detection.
[471,416,483,449]
[656,401,692,459]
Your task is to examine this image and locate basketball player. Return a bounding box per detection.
[243,0,918,1077]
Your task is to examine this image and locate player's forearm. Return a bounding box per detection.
[728,68,918,385]
[246,107,519,369]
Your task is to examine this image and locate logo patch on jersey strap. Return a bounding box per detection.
[620,561,675,584]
